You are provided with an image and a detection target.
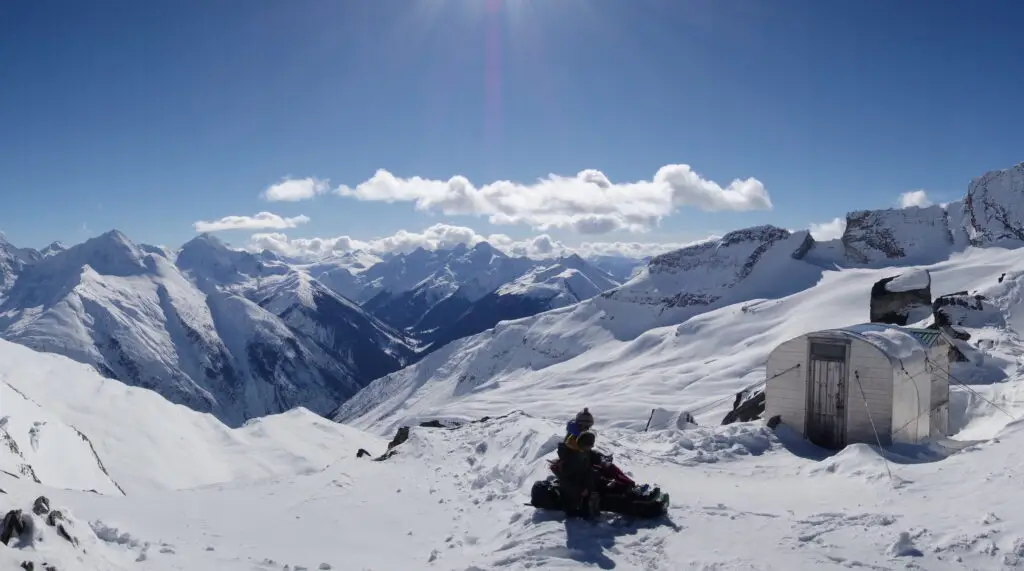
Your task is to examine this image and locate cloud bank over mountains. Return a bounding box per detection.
[189,164,935,261]
[328,165,771,234]
[247,223,698,260]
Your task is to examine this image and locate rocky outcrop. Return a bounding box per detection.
[870,270,933,325]
[841,206,955,265]
[932,291,1003,329]
[721,389,766,425]
[963,162,1024,245]
[1,495,80,570]
[606,225,814,314]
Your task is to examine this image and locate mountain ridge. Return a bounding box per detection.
[334,160,1024,432]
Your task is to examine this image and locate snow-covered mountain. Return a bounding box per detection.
[0,233,41,296]
[359,242,539,330]
[422,253,622,350]
[333,160,1024,433]
[297,250,382,301]
[586,253,649,281]
[0,230,414,426]
[39,240,67,257]
[332,224,825,429]
[804,162,1024,267]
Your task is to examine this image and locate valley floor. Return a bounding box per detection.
[5,407,1024,571]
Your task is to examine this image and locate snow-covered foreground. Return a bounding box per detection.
[5,407,1024,570]
[3,243,1024,568]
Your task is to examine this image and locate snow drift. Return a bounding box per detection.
[0,330,384,494]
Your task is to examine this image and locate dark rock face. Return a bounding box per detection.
[722,390,765,425]
[387,426,411,450]
[0,509,27,545]
[841,206,955,265]
[31,496,49,516]
[963,162,1024,245]
[870,272,932,325]
[932,291,1001,330]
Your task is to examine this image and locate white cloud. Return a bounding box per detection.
[246,223,694,261]
[332,165,771,234]
[194,212,311,232]
[263,177,329,202]
[808,217,847,241]
[899,189,932,208]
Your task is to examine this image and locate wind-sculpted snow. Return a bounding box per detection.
[0,337,384,494]
[0,380,123,495]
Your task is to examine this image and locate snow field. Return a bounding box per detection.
[0,338,384,494]
[4,380,1024,569]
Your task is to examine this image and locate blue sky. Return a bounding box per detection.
[2,0,1023,258]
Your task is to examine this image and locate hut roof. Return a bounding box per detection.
[813,323,938,365]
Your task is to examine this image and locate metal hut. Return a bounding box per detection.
[764,323,952,449]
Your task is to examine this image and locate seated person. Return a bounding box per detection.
[556,430,600,518]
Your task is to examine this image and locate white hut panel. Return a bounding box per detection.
[764,323,951,450]
[764,336,808,431]
[889,355,931,445]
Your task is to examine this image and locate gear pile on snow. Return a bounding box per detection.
[529,450,670,519]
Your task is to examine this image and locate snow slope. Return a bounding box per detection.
[335,242,1024,437]
[7,399,1024,569]
[0,337,383,495]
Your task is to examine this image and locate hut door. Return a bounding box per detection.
[806,341,848,448]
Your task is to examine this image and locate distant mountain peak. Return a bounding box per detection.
[48,229,148,277]
[41,241,67,256]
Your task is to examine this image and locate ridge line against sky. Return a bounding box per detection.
[2,1,1022,253]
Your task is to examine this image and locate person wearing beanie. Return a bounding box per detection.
[564,407,594,446]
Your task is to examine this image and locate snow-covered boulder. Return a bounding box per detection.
[933,292,1004,329]
[963,161,1024,246]
[870,269,933,325]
